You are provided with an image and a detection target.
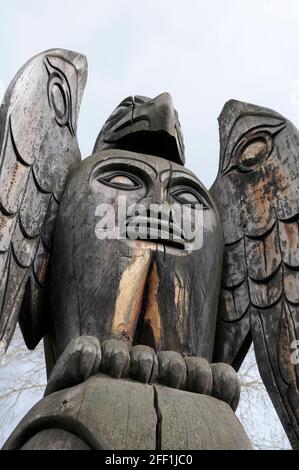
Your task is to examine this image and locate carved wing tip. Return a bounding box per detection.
[219,98,284,120]
[43,48,88,77]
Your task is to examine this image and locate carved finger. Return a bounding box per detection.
[129,345,158,384]
[211,363,241,411]
[157,351,186,389]
[101,339,130,379]
[79,337,102,379]
[184,357,213,394]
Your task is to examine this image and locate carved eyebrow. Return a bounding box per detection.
[222,115,285,172]
[160,168,199,184]
[166,172,215,208]
[90,156,158,181]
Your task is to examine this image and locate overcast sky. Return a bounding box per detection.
[2,0,299,188]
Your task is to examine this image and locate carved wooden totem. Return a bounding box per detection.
[0,49,297,450]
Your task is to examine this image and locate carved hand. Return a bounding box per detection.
[45,337,240,411]
[101,341,240,410]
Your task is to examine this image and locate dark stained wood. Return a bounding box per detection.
[184,356,213,394]
[0,49,87,357]
[49,149,223,367]
[93,94,185,165]
[211,98,299,449]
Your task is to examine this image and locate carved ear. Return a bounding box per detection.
[0,49,87,359]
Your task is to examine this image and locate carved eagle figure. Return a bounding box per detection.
[0,49,298,449]
[211,99,299,449]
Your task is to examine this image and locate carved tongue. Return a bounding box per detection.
[112,247,153,343]
[134,261,161,351]
[112,245,162,350]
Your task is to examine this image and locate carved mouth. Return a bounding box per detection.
[124,216,186,249]
[116,130,183,164]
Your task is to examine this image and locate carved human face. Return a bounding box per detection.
[89,150,215,251]
[51,149,223,361]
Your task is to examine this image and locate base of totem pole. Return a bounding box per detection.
[3,373,252,450]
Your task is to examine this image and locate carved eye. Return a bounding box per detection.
[236,134,273,171]
[47,71,73,134]
[51,83,66,119]
[97,172,142,190]
[171,188,208,209]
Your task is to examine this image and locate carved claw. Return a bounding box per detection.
[129,345,158,384]
[44,335,101,396]
[211,363,241,411]
[101,339,130,379]
[157,351,186,389]
[184,356,213,395]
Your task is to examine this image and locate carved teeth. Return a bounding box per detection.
[125,216,186,246]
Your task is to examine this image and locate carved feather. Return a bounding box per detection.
[211,99,299,449]
[0,49,87,359]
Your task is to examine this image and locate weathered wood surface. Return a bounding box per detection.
[0,49,87,360]
[211,99,299,449]
[93,94,185,165]
[3,374,251,450]
[21,429,91,450]
[156,385,251,450]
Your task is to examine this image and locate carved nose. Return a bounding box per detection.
[152,185,166,205]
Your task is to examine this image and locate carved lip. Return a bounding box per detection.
[124,216,187,248]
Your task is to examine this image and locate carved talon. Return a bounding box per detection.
[101,339,130,379]
[184,357,213,395]
[211,363,240,411]
[129,345,158,384]
[157,351,186,389]
[44,335,101,396]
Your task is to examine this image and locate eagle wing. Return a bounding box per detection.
[211,99,299,449]
[0,49,87,359]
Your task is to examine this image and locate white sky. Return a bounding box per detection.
[2,0,299,187]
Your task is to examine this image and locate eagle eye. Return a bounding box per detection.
[236,134,273,170]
